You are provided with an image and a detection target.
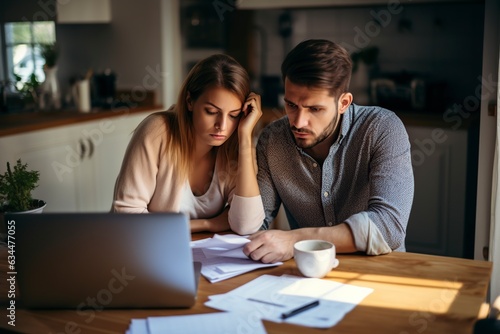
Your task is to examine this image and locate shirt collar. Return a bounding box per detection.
[337,103,355,145]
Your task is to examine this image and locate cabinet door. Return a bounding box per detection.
[0,126,82,212]
[80,113,152,212]
[404,125,468,257]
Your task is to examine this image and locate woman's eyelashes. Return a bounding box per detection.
[205,109,242,119]
[205,109,218,116]
[229,112,242,119]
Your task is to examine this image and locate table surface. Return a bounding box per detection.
[0,232,492,334]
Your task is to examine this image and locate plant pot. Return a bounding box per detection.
[22,199,47,214]
[0,199,47,214]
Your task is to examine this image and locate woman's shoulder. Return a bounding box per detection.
[135,106,176,134]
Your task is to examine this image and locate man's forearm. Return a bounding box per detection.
[290,223,357,253]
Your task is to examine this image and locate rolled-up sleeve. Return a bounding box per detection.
[228,194,265,235]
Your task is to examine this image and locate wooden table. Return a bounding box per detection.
[0,233,492,334]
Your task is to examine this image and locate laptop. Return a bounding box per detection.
[6,212,201,309]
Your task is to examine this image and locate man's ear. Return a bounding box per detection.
[186,91,193,111]
[338,93,353,114]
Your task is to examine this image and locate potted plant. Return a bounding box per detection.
[0,159,46,214]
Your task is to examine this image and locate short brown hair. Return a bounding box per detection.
[281,39,352,97]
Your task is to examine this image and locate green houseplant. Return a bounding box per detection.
[0,159,46,213]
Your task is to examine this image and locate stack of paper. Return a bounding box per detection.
[125,312,267,334]
[205,274,374,328]
[191,234,282,283]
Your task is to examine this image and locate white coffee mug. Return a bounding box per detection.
[294,240,339,278]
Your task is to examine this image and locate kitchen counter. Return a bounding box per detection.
[0,105,164,137]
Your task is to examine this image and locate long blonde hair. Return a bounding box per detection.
[164,54,250,182]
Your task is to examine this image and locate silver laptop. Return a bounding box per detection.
[6,212,200,309]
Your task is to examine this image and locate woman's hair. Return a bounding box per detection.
[281,39,352,98]
[165,54,250,182]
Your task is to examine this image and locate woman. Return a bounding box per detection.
[112,54,264,235]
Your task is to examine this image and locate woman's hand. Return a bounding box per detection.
[239,92,263,140]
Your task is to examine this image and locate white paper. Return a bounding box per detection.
[205,274,373,329]
[126,319,149,334]
[146,312,267,334]
[191,234,282,283]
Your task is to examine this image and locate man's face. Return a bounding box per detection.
[283,78,348,149]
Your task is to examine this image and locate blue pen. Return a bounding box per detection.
[280,300,320,319]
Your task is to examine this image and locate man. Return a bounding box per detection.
[243,39,414,263]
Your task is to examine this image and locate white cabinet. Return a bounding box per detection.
[0,111,153,212]
[57,0,111,24]
[404,122,475,258]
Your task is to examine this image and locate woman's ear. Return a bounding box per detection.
[186,91,193,111]
[338,93,353,114]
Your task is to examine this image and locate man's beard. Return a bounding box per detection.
[291,114,338,149]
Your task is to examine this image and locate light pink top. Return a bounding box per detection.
[112,111,264,235]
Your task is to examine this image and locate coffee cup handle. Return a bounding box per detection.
[331,258,339,269]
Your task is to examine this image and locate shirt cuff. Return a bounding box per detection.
[228,195,265,235]
[344,212,392,255]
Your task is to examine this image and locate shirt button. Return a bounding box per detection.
[323,191,329,197]
[313,163,318,168]
[328,222,333,226]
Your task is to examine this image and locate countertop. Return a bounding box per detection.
[0,105,164,137]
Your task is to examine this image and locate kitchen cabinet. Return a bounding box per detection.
[0,111,153,212]
[57,0,111,24]
[403,117,478,258]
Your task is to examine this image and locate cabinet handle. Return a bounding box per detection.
[88,138,94,159]
[79,139,86,161]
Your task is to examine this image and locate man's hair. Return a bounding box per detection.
[281,39,352,98]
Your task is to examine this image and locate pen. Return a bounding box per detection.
[281,300,320,319]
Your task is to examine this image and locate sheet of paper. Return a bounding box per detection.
[125,319,149,334]
[191,234,282,283]
[192,233,250,259]
[146,312,267,334]
[205,274,373,329]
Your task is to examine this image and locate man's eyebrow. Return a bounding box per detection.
[283,98,325,109]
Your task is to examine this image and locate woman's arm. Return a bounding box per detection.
[112,112,167,213]
[228,93,265,235]
[190,206,230,233]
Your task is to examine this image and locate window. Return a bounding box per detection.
[4,21,56,84]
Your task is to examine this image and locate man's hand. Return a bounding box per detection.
[243,230,298,263]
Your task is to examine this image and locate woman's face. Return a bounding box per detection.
[188,86,243,148]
